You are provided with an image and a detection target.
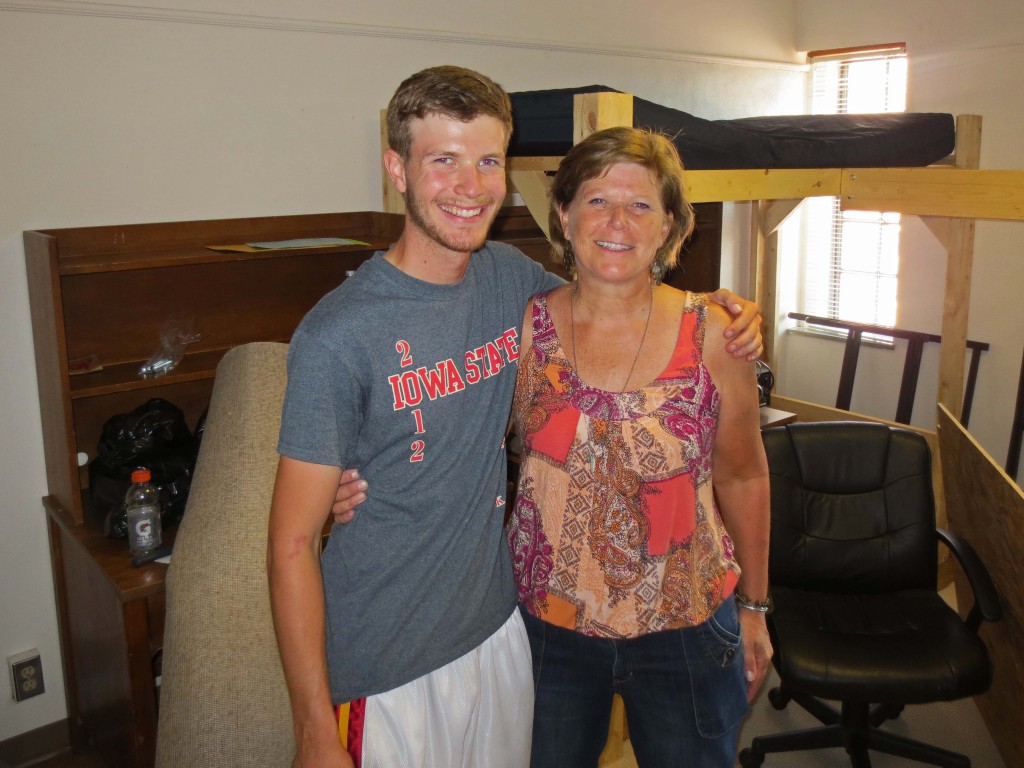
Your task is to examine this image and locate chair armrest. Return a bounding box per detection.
[936,527,1003,631]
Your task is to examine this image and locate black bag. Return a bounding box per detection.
[89,398,196,538]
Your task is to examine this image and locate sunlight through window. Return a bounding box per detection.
[803,46,907,328]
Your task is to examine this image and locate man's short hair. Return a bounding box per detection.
[386,66,514,159]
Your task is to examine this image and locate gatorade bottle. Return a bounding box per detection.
[125,468,162,556]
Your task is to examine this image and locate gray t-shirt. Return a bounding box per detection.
[278,241,562,702]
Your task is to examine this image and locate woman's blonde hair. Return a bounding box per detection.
[549,126,695,274]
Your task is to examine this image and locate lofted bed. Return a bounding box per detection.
[507,85,957,169]
[490,90,1024,423]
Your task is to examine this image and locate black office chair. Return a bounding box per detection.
[739,421,1002,768]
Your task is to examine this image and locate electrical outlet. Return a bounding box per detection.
[8,650,45,702]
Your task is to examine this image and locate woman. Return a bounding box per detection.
[507,126,772,768]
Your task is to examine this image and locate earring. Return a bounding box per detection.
[562,242,575,274]
[651,260,665,285]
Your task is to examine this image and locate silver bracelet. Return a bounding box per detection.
[734,592,773,613]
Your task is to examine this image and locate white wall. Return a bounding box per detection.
[0,0,802,741]
[777,0,1024,486]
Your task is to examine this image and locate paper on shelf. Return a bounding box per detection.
[207,237,370,253]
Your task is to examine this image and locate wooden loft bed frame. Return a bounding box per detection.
[497,92,1024,426]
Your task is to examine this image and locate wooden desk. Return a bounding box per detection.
[46,497,171,768]
[760,406,798,429]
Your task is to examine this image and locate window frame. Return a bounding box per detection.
[796,43,908,342]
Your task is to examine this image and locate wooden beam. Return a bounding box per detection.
[920,215,953,249]
[573,92,634,142]
[599,695,629,766]
[937,217,975,419]
[686,168,840,203]
[762,199,803,236]
[770,395,937,442]
[505,161,1024,219]
[752,201,772,364]
[751,199,801,367]
[508,169,553,240]
[507,157,561,172]
[507,163,1024,219]
[936,115,982,419]
[954,113,983,170]
[840,167,1024,220]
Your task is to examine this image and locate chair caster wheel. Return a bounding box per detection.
[768,686,790,710]
[738,747,764,767]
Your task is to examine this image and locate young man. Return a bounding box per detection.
[268,65,762,768]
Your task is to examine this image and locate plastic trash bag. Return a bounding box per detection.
[88,398,196,539]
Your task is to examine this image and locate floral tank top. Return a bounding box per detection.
[508,290,740,638]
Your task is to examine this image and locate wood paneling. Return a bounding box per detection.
[841,167,1024,220]
[937,404,1024,768]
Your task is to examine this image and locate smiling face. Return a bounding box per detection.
[386,112,508,262]
[559,162,672,288]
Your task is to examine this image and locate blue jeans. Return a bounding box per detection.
[523,599,748,768]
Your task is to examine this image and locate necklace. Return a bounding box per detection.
[569,280,655,480]
[569,281,654,394]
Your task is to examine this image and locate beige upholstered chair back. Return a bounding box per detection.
[155,342,293,768]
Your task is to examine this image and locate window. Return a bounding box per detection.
[801,44,907,328]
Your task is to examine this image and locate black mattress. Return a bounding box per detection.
[508,86,955,170]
